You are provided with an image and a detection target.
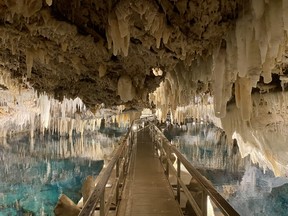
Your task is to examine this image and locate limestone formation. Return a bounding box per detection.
[81,175,95,205]
[54,194,80,216]
[1,0,288,176]
[0,0,241,109]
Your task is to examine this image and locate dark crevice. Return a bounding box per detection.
[130,37,142,45]
[79,77,96,83]
[252,74,283,94]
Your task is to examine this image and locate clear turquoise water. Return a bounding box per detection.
[0,157,103,215]
[165,123,288,216]
[0,130,125,216]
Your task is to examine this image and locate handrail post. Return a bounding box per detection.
[79,124,135,216]
[148,123,240,216]
[100,189,105,216]
[165,157,169,177]
[202,192,207,216]
[116,158,120,177]
[123,139,129,175]
[177,157,181,203]
[165,145,170,177]
[116,159,120,205]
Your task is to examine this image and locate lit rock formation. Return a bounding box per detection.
[0,68,138,137]
[0,0,241,108]
[54,194,80,216]
[1,1,288,176]
[149,1,288,176]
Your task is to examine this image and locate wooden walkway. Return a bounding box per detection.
[117,128,183,216]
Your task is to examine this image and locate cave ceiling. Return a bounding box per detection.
[2,0,288,176]
[0,0,244,110]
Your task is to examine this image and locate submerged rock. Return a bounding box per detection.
[81,175,95,205]
[54,194,80,216]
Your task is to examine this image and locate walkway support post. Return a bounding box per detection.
[116,159,120,205]
[165,157,170,177]
[201,191,207,216]
[100,189,105,216]
[78,124,134,216]
[149,123,240,216]
[177,157,181,203]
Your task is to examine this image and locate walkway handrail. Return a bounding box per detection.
[149,123,240,216]
[79,125,134,216]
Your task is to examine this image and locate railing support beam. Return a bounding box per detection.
[116,159,120,205]
[100,189,105,216]
[202,192,207,216]
[177,157,181,204]
[79,123,135,216]
[149,123,240,216]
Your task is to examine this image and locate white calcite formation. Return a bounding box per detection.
[154,0,288,121]
[151,0,288,121]
[150,1,288,176]
[117,75,136,102]
[0,69,135,139]
[228,166,288,215]
[1,0,288,178]
[223,91,288,177]
[152,68,163,77]
[0,0,241,108]
[107,1,131,57]
[173,123,249,172]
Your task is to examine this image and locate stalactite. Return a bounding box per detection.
[106,0,131,57]
[0,69,131,138]
[117,75,136,102]
[149,0,288,176]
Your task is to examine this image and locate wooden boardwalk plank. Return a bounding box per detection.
[117,128,183,216]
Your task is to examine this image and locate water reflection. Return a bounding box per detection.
[166,122,249,172]
[227,167,288,216]
[166,122,288,216]
[0,129,125,215]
